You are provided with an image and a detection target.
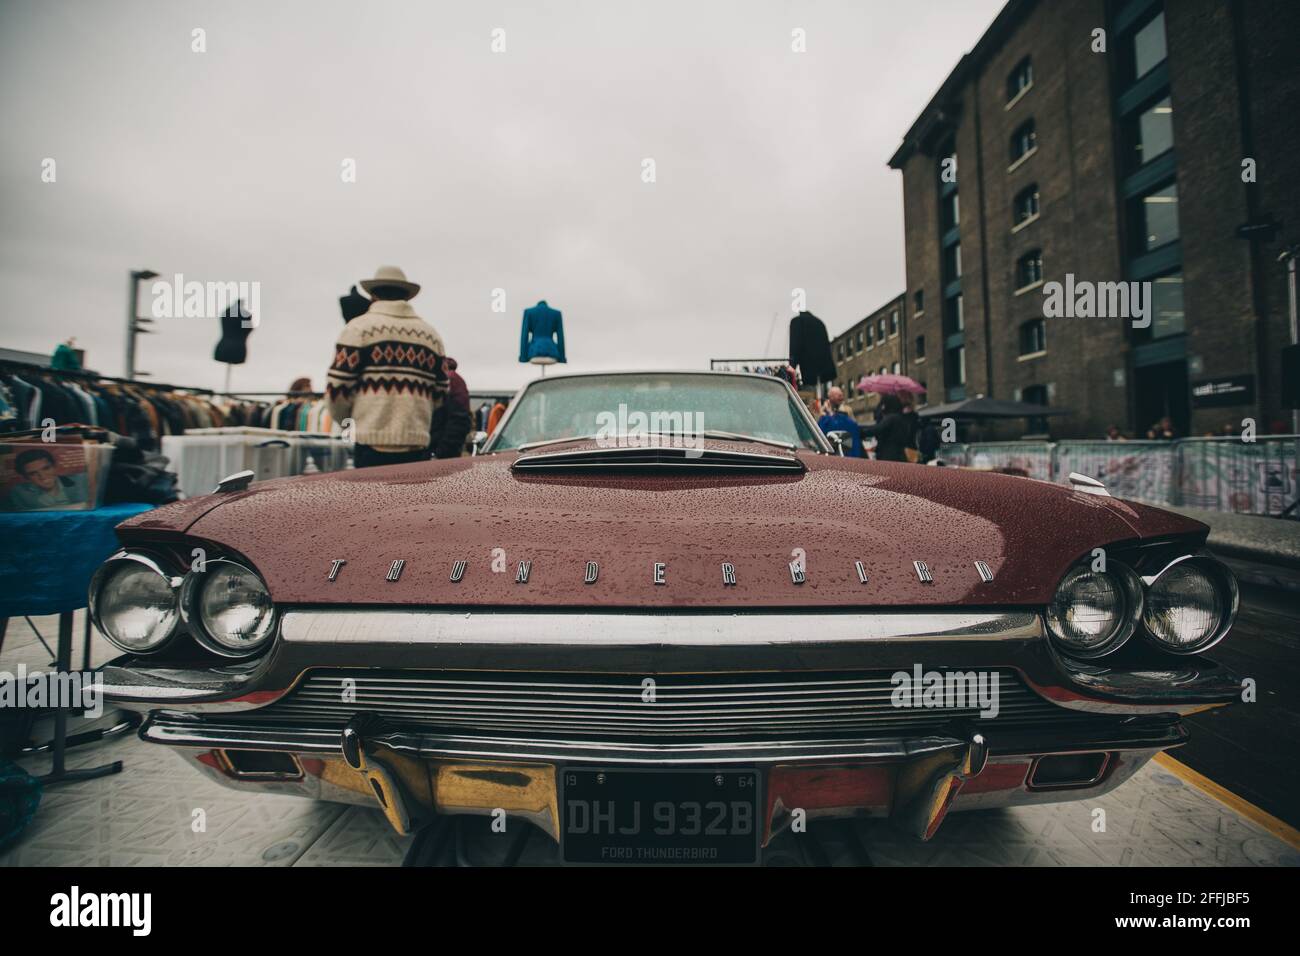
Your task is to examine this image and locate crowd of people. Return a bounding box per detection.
[813,386,940,463]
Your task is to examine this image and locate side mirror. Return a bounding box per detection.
[469,431,489,456]
[826,430,852,456]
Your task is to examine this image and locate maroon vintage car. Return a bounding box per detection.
[90,370,1240,864]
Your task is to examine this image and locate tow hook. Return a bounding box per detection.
[341,714,421,835]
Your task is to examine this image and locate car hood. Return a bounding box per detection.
[118,441,1206,608]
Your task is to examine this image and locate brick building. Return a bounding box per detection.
[829,294,909,418]
[888,0,1299,439]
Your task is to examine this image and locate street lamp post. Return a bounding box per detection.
[125,269,158,380]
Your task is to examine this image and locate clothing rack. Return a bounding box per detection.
[0,357,219,395]
[0,359,328,400]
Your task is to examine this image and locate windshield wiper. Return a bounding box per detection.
[698,430,797,450]
[515,434,600,451]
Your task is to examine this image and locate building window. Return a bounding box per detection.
[1016,250,1044,290]
[889,310,899,336]
[1006,57,1032,103]
[914,290,924,314]
[942,191,960,230]
[1013,184,1040,226]
[1130,182,1180,252]
[945,345,966,388]
[1131,270,1186,342]
[915,335,925,360]
[857,330,865,352]
[1124,95,1174,170]
[1019,318,1046,355]
[943,293,964,336]
[1010,120,1037,164]
[943,243,962,281]
[1021,383,1050,431]
[891,361,900,375]
[877,317,886,341]
[1129,10,1168,83]
[865,326,872,348]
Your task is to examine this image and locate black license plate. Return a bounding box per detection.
[561,768,760,865]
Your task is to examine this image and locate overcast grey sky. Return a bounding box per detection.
[0,0,1005,395]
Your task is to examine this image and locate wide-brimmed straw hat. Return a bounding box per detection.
[359,265,420,299]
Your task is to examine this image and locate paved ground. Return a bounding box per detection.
[3,611,1298,867]
[1167,505,1300,570]
[1179,582,1300,830]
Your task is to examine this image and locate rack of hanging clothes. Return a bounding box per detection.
[0,359,232,450]
[0,360,338,447]
[219,391,334,434]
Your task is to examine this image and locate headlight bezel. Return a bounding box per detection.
[88,550,184,654]
[179,557,279,658]
[1139,554,1239,655]
[1044,561,1144,660]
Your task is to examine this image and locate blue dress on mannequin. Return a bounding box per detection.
[520,301,566,363]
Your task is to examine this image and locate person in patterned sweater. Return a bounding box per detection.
[326,266,449,468]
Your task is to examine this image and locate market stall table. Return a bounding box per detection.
[0,502,152,785]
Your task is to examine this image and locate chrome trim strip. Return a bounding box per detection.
[511,445,805,473]
[1031,642,1241,715]
[279,609,1041,647]
[139,715,1187,765]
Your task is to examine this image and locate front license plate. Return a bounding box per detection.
[561,768,760,865]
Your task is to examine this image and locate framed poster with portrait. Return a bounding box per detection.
[0,442,95,512]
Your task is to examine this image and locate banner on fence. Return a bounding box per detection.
[936,437,1299,517]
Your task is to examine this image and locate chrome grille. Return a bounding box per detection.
[252,670,1091,741]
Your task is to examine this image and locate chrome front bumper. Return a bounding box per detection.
[99,608,1239,845]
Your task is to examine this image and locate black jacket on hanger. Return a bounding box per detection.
[788,311,835,386]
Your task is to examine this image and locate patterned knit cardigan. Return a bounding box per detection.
[326,299,449,449]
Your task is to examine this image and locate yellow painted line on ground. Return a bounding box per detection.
[1154,752,1300,851]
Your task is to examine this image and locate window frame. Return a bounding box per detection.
[1018,318,1047,358]
[1015,249,1044,293]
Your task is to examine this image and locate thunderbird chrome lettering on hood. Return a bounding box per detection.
[114,444,1208,609]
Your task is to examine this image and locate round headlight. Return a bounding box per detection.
[90,553,180,653]
[1142,557,1237,654]
[186,560,277,657]
[1045,564,1141,658]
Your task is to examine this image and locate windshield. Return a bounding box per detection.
[489,373,825,451]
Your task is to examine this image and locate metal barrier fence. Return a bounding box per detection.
[937,436,1300,516]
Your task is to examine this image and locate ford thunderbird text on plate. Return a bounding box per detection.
[91,372,1241,865]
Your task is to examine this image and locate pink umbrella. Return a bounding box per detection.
[857,373,926,395]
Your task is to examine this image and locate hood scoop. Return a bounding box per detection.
[512,444,805,474]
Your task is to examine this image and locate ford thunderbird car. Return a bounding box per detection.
[90,371,1241,865]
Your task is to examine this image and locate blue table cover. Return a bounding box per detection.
[0,503,153,618]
